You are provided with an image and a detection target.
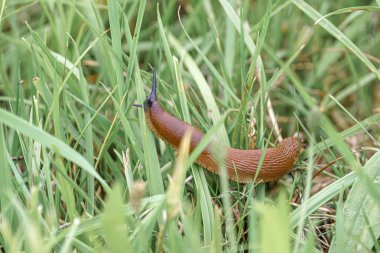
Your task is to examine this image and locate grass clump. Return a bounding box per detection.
[1,0,380,252]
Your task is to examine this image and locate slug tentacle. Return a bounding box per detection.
[139,69,300,183]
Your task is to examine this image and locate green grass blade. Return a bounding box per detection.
[101,183,131,253]
[0,124,15,244]
[108,0,125,100]
[256,193,291,253]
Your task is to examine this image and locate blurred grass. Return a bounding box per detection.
[1,0,380,252]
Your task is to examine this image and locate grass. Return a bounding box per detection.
[1,0,380,252]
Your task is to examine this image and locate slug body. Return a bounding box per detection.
[139,69,300,183]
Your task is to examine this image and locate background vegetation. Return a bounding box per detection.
[1,0,380,252]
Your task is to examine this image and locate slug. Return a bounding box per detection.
[135,68,300,183]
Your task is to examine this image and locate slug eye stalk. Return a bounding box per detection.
[133,67,157,109]
[149,67,157,101]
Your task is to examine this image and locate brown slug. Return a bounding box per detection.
[135,68,300,183]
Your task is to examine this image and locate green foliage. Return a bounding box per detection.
[101,183,131,253]
[256,193,291,253]
[0,0,379,252]
[330,152,380,252]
